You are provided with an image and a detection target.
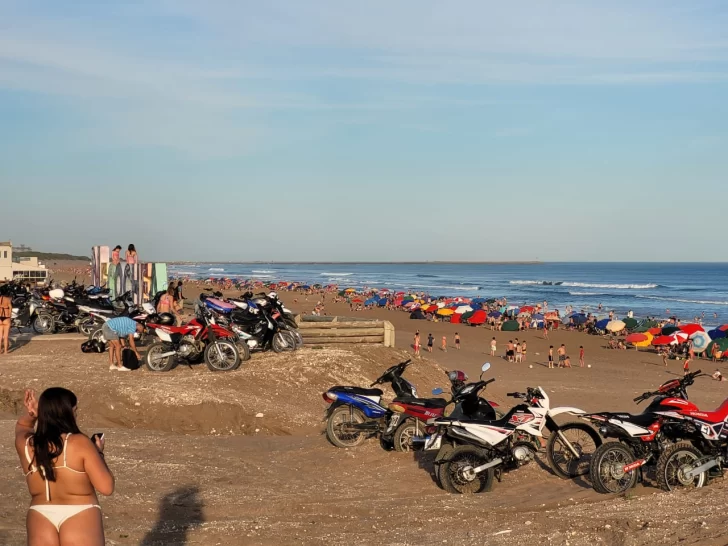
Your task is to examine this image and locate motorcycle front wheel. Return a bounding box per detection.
[547,422,602,479]
[204,340,240,371]
[78,317,97,337]
[272,331,295,353]
[326,405,367,448]
[439,445,495,494]
[32,313,55,335]
[393,419,421,453]
[235,342,251,362]
[589,442,639,494]
[656,442,708,491]
[145,342,175,372]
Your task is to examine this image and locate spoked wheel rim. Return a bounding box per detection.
[664,450,704,490]
[598,447,634,493]
[551,428,598,477]
[330,407,365,447]
[34,315,53,334]
[446,451,489,494]
[146,344,170,371]
[207,341,238,370]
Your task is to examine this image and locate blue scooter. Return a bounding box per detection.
[322,360,417,448]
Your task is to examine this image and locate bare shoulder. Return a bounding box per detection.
[68,432,94,453]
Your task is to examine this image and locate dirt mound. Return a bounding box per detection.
[0,343,445,436]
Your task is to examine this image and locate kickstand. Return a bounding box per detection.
[495,469,503,483]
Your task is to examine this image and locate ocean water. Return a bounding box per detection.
[168,262,728,324]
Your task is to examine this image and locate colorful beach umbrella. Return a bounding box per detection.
[690,331,711,353]
[661,326,680,336]
[680,324,704,335]
[468,310,487,324]
[501,320,520,331]
[648,327,662,336]
[625,333,648,344]
[652,335,674,346]
[634,332,654,348]
[437,308,455,316]
[708,328,727,340]
[622,317,638,329]
[673,332,689,344]
[606,320,626,333]
[456,305,473,314]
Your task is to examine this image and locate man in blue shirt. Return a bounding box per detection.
[102,316,143,371]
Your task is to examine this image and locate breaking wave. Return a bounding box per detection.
[321,272,353,277]
[509,280,658,289]
[208,268,225,272]
[636,295,728,306]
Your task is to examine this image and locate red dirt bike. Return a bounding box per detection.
[144,305,248,372]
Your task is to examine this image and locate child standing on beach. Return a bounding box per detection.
[521,341,527,362]
[441,336,447,352]
[548,346,554,369]
[427,333,434,353]
[454,332,461,350]
[414,331,421,356]
[490,337,496,356]
[579,346,585,368]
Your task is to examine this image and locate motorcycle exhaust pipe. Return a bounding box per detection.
[467,457,503,478]
[157,351,177,358]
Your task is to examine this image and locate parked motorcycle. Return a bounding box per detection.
[427,364,600,494]
[584,370,704,494]
[322,359,422,448]
[144,303,244,372]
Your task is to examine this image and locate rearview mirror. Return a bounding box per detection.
[432,387,444,395]
[481,362,491,372]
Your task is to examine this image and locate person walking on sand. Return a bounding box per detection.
[102,317,143,372]
[548,346,554,369]
[413,331,421,356]
[454,332,461,350]
[542,321,549,339]
[521,340,527,362]
[684,356,691,376]
[579,346,585,368]
[0,284,11,355]
[427,333,434,353]
[506,340,514,362]
[662,347,668,367]
[15,387,115,546]
[441,335,447,352]
[490,337,496,356]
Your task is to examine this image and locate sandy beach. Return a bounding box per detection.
[2,265,728,545]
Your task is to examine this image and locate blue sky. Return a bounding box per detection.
[1,1,727,262]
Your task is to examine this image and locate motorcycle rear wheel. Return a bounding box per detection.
[393,419,420,453]
[145,342,175,372]
[440,445,495,494]
[434,442,455,487]
[590,442,639,494]
[204,340,240,371]
[32,313,55,335]
[78,317,97,337]
[547,422,602,479]
[656,442,708,491]
[235,342,251,362]
[326,405,367,448]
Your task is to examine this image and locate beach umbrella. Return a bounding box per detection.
[690,331,711,353]
[437,308,454,316]
[661,326,680,336]
[409,310,425,320]
[532,313,544,320]
[719,325,728,332]
[352,298,364,303]
[606,320,626,333]
[345,288,357,293]
[648,327,662,336]
[456,305,473,314]
[652,335,674,346]
[403,301,415,308]
[461,310,475,321]
[625,333,648,344]
[708,328,727,340]
[520,306,536,313]
[623,317,638,329]
[436,302,447,308]
[595,319,610,330]
[518,311,531,318]
[572,314,587,325]
[470,302,483,310]
[680,324,704,335]
[501,320,520,331]
[633,325,649,333]
[706,338,728,357]
[673,332,689,344]
[468,310,487,325]
[633,332,654,348]
[488,311,502,318]
[451,313,462,324]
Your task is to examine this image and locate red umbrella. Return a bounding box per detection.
[451,313,462,324]
[719,324,728,332]
[352,298,364,303]
[468,310,487,325]
[520,305,536,313]
[680,324,704,335]
[652,335,675,346]
[648,327,662,336]
[673,332,689,344]
[625,333,648,344]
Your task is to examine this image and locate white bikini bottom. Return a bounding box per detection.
[29,504,101,532]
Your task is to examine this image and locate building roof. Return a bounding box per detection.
[0,242,11,246]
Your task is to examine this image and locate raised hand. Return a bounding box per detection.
[24,389,38,419]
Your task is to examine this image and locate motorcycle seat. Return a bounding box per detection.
[604,412,657,428]
[393,395,448,409]
[329,386,384,397]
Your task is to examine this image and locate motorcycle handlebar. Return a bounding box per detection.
[484,378,496,387]
[506,392,525,398]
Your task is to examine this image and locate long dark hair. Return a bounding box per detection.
[31,388,80,481]
[128,244,136,253]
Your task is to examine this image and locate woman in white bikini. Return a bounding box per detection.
[15,388,114,545]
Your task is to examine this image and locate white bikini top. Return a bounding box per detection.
[24,433,86,501]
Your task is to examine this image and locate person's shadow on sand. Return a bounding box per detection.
[140,486,204,546]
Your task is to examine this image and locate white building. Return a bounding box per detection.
[0,241,48,283]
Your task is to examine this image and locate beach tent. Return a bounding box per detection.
[690,331,711,353]
[501,320,520,332]
[468,310,487,325]
[409,309,426,320]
